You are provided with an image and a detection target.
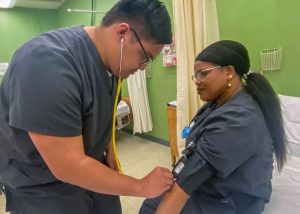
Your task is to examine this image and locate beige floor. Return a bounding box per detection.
[0,131,172,214]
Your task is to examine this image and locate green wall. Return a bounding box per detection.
[216,0,300,97]
[0,8,59,62]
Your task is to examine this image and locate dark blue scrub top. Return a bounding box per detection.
[0,26,117,191]
[179,89,274,213]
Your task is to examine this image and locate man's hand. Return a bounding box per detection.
[140,167,174,198]
[105,142,119,172]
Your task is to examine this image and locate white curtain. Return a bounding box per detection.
[127,70,153,134]
[173,0,220,151]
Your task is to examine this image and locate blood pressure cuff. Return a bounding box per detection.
[173,151,216,195]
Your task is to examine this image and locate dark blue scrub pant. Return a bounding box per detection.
[3,185,121,214]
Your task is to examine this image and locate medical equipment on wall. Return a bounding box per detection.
[116,101,130,129]
[67,8,105,14]
[260,47,282,71]
[67,0,105,26]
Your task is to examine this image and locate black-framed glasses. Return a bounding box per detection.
[191,66,221,81]
[131,28,153,66]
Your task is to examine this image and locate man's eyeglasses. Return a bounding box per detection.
[131,28,153,66]
[191,66,221,81]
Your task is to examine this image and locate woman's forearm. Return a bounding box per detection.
[155,183,189,214]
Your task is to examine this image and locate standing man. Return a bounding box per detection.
[0,0,173,213]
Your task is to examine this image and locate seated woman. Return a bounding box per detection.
[139,40,287,214]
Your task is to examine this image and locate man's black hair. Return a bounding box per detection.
[102,0,172,44]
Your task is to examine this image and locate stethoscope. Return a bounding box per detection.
[111,35,124,173]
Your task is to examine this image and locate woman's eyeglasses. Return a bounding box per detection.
[191,66,221,81]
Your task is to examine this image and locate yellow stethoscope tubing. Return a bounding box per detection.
[111,78,123,173]
[111,35,124,173]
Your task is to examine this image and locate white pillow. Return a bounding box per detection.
[279,94,300,145]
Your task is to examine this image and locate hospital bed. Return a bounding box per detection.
[263,94,300,214]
